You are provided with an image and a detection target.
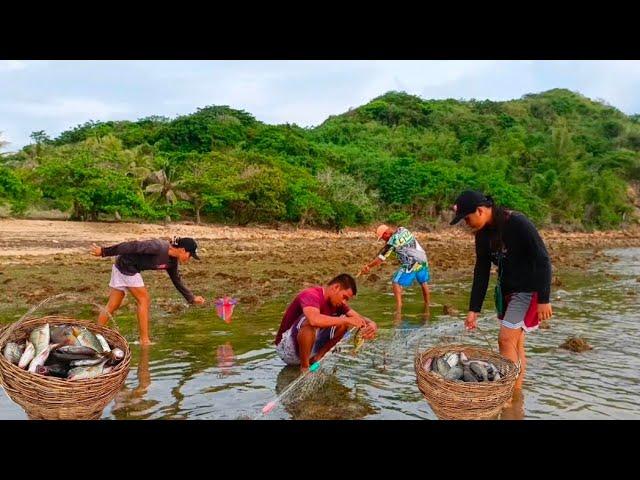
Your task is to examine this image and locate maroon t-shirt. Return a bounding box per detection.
[274,286,350,345]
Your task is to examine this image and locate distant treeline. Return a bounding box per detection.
[1,88,639,230]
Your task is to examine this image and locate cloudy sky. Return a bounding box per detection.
[2,60,640,152]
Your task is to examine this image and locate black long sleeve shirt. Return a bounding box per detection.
[101,239,195,303]
[469,212,552,313]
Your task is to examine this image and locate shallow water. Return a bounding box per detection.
[1,248,639,420]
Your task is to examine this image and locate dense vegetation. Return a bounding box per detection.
[1,88,639,230]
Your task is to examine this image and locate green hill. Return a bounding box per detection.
[2,88,639,229]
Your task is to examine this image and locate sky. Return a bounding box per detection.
[2,60,640,152]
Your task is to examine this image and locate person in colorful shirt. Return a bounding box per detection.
[90,237,205,345]
[359,225,430,311]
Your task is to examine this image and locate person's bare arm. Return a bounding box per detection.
[302,306,366,329]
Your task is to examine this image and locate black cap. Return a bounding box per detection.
[176,237,200,260]
[450,191,493,225]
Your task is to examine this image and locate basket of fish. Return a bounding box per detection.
[414,343,519,420]
[0,315,130,420]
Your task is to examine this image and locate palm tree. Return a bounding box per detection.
[143,169,190,205]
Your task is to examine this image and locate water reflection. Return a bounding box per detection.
[500,389,525,420]
[275,365,377,420]
[111,345,157,419]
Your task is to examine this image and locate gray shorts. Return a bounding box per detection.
[275,316,338,366]
[501,292,538,331]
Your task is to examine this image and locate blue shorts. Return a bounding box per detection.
[392,265,430,287]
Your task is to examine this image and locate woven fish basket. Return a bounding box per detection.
[0,315,130,420]
[414,343,519,420]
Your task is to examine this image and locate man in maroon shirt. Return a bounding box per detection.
[275,274,378,372]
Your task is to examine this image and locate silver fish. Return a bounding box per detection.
[30,324,50,356]
[3,342,25,365]
[18,341,36,369]
[444,365,463,381]
[95,334,111,353]
[109,348,124,361]
[72,327,103,352]
[67,360,108,380]
[433,357,450,376]
[469,362,489,382]
[444,352,459,368]
[28,343,59,373]
[70,358,106,367]
[463,366,478,382]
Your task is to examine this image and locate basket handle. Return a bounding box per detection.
[0,292,82,345]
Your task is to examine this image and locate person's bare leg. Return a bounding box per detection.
[420,282,430,307]
[392,283,403,311]
[296,321,317,371]
[499,325,525,397]
[309,324,348,364]
[516,328,526,390]
[128,286,152,345]
[98,288,125,326]
[500,387,525,420]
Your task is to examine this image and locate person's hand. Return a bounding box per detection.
[193,296,205,305]
[90,243,102,256]
[538,303,552,322]
[465,311,478,330]
[361,319,378,340]
[344,316,367,329]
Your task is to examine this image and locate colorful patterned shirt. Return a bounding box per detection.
[377,227,428,272]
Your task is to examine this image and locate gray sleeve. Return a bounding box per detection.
[167,264,195,304]
[102,239,167,257]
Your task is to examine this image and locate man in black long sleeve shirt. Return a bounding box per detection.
[91,237,205,345]
[450,190,553,391]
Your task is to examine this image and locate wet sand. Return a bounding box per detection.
[1,219,639,314]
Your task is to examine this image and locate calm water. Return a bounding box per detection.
[1,248,639,420]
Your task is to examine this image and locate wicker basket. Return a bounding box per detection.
[0,315,131,420]
[414,343,519,420]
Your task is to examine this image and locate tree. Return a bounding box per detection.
[143,169,190,205]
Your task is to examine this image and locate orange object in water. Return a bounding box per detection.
[214,297,238,323]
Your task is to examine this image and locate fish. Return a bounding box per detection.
[3,342,25,365]
[95,334,111,353]
[18,341,36,369]
[28,343,59,373]
[422,357,433,372]
[50,325,79,346]
[30,324,50,356]
[433,357,450,376]
[459,352,469,364]
[352,329,365,354]
[463,366,478,382]
[67,360,108,380]
[109,348,124,361]
[72,327,103,352]
[469,362,489,382]
[36,364,69,378]
[51,345,102,362]
[444,365,463,381]
[70,358,107,367]
[444,352,459,368]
